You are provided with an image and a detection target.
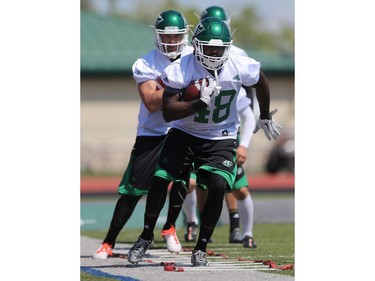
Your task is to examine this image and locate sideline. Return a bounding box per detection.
[81,173,294,195]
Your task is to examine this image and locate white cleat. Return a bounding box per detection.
[93,243,113,259]
[161,225,182,253]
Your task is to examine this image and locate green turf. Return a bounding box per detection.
[81,223,294,280]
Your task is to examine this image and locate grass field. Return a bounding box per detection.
[81,223,294,280]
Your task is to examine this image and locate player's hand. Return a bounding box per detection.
[199,78,216,105]
[253,109,282,140]
[236,145,248,165]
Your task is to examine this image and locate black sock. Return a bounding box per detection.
[194,173,226,252]
[141,177,170,240]
[163,180,188,230]
[194,224,213,252]
[229,208,240,232]
[103,194,142,247]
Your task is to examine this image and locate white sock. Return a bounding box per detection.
[182,189,198,224]
[237,194,254,237]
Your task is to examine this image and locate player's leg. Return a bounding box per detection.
[161,179,189,253]
[162,150,195,251]
[128,176,170,263]
[225,164,246,244]
[196,185,207,212]
[191,138,237,266]
[141,176,171,239]
[183,176,199,242]
[93,194,143,259]
[231,165,257,248]
[183,183,198,225]
[192,172,227,266]
[236,189,257,248]
[94,136,160,259]
[225,192,242,243]
[128,129,191,263]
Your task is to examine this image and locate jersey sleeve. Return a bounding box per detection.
[230,45,249,57]
[161,61,186,90]
[161,54,200,90]
[232,55,261,87]
[132,58,158,84]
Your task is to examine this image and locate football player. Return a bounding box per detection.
[182,5,259,249]
[128,16,280,267]
[93,10,192,259]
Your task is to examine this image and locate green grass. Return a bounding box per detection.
[81,223,294,280]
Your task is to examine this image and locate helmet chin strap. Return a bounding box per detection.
[213,69,222,95]
[214,69,220,87]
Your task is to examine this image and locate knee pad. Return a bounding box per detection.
[206,173,227,194]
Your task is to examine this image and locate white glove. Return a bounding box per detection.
[253,109,282,141]
[199,78,216,105]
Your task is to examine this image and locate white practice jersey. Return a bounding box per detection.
[162,53,261,140]
[231,45,260,121]
[132,46,193,136]
[231,45,251,107]
[230,45,248,57]
[232,45,257,148]
[237,90,251,113]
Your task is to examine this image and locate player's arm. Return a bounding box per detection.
[251,70,281,140]
[242,85,255,110]
[162,86,206,122]
[137,80,164,113]
[239,106,256,148]
[236,106,256,165]
[251,70,270,119]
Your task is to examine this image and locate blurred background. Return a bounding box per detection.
[81,0,295,178]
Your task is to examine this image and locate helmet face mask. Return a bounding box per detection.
[154,10,188,59]
[192,17,232,70]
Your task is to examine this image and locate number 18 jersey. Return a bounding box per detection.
[162,53,261,140]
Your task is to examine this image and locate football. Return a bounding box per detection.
[182,79,208,101]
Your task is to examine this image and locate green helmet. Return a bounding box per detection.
[192,17,232,70]
[154,10,188,59]
[200,6,230,27]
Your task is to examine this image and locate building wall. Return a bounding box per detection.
[81,75,294,175]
